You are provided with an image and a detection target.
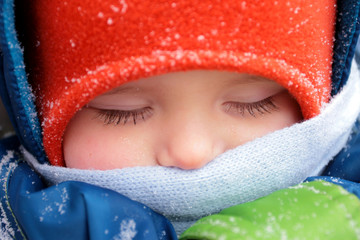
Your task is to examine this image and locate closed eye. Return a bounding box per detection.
[91,107,153,125]
[223,97,278,117]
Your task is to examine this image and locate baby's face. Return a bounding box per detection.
[63,70,302,170]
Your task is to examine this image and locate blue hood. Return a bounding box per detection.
[0,0,45,163]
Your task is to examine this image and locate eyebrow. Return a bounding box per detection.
[228,74,273,85]
[103,86,141,96]
[103,73,273,96]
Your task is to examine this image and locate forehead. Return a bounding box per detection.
[103,70,277,95]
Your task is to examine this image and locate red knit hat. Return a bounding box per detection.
[26,0,335,166]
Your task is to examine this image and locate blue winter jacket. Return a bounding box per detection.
[1,0,360,239]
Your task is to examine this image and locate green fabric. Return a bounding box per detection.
[180,180,360,240]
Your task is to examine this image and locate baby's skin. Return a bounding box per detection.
[63,70,302,170]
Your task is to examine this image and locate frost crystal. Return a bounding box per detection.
[119,0,128,14]
[110,5,120,12]
[69,39,76,48]
[197,35,205,41]
[241,2,246,10]
[113,219,137,240]
[98,12,104,18]
[0,151,18,239]
[107,18,114,25]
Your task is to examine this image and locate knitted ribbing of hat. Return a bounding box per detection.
[24,63,360,235]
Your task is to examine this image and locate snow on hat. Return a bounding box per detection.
[25,0,335,166]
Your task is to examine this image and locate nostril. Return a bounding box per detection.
[156,139,224,170]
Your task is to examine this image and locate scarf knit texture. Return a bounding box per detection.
[24,63,360,235]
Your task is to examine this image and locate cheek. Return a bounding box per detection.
[63,109,154,170]
[224,92,302,147]
[272,92,303,128]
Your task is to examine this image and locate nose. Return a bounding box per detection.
[156,117,225,170]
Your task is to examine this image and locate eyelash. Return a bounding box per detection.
[223,97,278,117]
[94,107,153,125]
[93,97,278,126]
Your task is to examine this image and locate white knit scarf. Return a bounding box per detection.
[24,63,360,235]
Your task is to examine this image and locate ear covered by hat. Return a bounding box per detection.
[23,0,335,166]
